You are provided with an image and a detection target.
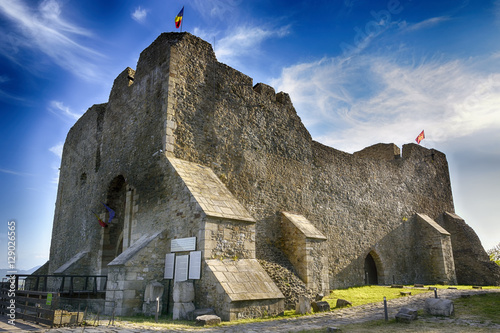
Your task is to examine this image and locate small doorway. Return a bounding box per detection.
[364,253,378,285]
[100,175,127,275]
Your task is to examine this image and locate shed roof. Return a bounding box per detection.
[206,259,284,301]
[168,157,255,222]
[282,212,327,240]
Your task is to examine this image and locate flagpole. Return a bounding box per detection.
[180,7,184,32]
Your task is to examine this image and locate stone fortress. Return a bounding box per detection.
[44,32,499,321]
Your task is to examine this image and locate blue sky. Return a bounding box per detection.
[0,0,499,270]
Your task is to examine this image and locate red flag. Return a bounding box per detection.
[175,7,184,29]
[415,130,425,144]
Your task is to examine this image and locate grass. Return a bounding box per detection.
[298,290,500,333]
[112,285,499,331]
[454,292,500,324]
[323,285,432,308]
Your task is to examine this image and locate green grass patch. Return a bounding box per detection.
[454,292,500,324]
[324,285,432,308]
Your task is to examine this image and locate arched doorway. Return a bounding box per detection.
[364,253,379,285]
[100,175,127,275]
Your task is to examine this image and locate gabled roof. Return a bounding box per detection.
[168,157,255,222]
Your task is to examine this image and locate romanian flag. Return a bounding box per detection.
[415,130,425,144]
[93,212,108,228]
[175,7,184,29]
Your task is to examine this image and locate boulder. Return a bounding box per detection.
[311,301,330,312]
[295,295,311,314]
[424,298,454,317]
[196,314,221,326]
[336,299,352,308]
[315,293,324,301]
[188,308,215,320]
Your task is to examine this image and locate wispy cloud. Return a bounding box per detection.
[192,0,242,20]
[0,168,32,177]
[272,54,500,153]
[0,0,102,80]
[194,25,291,67]
[402,16,451,32]
[49,101,83,120]
[131,6,148,23]
[49,143,64,159]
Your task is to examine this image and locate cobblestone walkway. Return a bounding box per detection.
[5,288,498,333]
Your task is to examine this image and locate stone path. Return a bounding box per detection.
[4,288,499,332]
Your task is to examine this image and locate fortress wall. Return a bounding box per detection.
[49,34,208,275]
[165,33,455,288]
[50,33,460,290]
[48,103,106,274]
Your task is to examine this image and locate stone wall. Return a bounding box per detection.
[160,33,457,288]
[439,212,500,285]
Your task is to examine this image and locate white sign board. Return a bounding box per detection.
[189,251,202,280]
[175,255,189,282]
[164,253,175,279]
[171,237,196,252]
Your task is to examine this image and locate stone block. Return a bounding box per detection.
[173,281,195,303]
[173,302,195,320]
[295,295,311,314]
[144,281,164,302]
[196,314,221,326]
[311,301,330,312]
[327,328,342,332]
[336,299,352,308]
[424,298,454,317]
[315,293,324,301]
[395,307,418,323]
[188,308,216,320]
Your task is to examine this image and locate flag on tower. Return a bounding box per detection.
[415,130,425,144]
[175,7,184,29]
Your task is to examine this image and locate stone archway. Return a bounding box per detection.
[364,251,384,285]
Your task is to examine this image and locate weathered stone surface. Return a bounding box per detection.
[311,301,330,312]
[439,212,500,286]
[315,293,324,301]
[195,314,221,326]
[424,298,454,317]
[295,295,311,314]
[395,307,418,323]
[336,299,352,308]
[45,31,498,320]
[142,281,164,316]
[173,281,195,303]
[173,302,196,320]
[188,308,215,320]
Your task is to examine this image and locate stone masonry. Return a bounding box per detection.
[45,32,499,320]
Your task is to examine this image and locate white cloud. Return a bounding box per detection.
[132,6,148,23]
[403,16,451,32]
[194,25,290,67]
[0,168,32,176]
[272,54,500,153]
[49,142,64,159]
[0,0,102,80]
[192,0,242,20]
[49,101,83,120]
